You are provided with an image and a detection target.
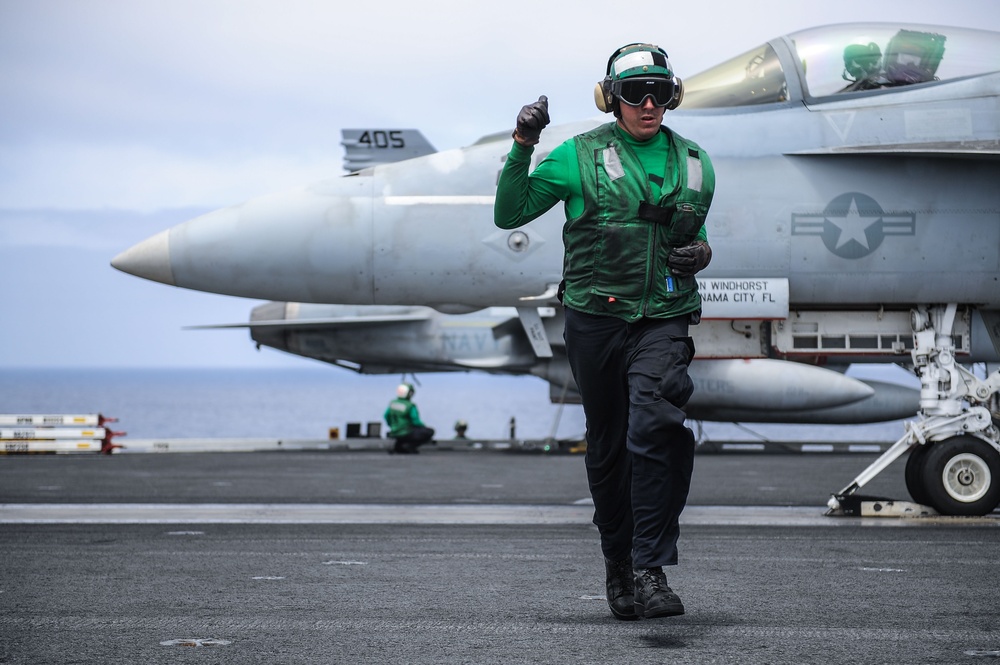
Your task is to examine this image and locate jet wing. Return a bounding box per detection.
[186,312,432,330]
[788,139,1000,159]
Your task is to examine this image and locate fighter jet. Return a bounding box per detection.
[113,22,1000,515]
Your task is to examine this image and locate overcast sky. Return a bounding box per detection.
[2,0,998,369]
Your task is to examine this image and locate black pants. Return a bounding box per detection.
[393,426,435,452]
[564,308,696,568]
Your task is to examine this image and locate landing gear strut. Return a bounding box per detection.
[828,304,1000,516]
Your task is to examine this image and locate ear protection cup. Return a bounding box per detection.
[665,76,684,110]
[594,76,614,113]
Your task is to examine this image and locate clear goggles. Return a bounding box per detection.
[612,77,675,107]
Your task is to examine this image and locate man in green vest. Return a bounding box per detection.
[495,43,715,621]
[384,383,435,454]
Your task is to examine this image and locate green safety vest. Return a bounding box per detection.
[562,123,715,321]
[384,398,423,437]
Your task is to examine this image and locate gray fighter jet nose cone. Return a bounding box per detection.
[111,229,175,286]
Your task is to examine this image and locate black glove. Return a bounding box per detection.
[514,95,549,145]
[667,241,712,277]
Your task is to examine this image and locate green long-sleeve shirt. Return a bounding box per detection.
[495,122,712,321]
[493,124,708,245]
[384,398,424,437]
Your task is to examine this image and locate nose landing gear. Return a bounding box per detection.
[829,304,1000,517]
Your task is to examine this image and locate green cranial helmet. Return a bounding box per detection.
[608,43,673,81]
[595,43,684,113]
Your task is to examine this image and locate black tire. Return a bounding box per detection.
[920,436,1000,516]
[904,444,933,506]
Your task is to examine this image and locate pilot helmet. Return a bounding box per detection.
[596,43,683,113]
[396,383,415,399]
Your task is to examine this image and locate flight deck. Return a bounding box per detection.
[2,448,998,664]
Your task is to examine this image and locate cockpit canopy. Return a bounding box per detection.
[681,23,1000,108]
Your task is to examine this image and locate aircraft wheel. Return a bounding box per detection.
[904,444,932,506]
[920,436,1000,516]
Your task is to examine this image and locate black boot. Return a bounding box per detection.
[604,557,637,621]
[633,567,684,618]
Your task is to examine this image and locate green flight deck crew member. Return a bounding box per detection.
[494,43,715,621]
[384,383,435,455]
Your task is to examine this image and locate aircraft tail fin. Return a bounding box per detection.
[341,129,436,172]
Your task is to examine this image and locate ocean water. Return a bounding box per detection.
[0,367,910,444]
[0,368,588,441]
